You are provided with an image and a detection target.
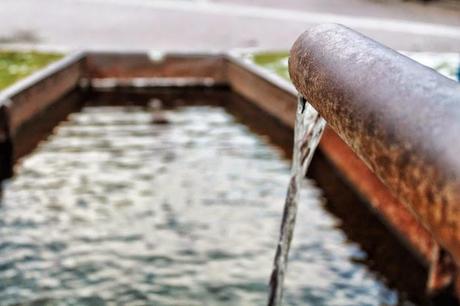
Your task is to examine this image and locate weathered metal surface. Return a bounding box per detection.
[0,52,85,136]
[320,127,437,265]
[85,52,226,83]
[289,23,460,277]
[225,56,297,128]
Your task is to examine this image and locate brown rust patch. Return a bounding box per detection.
[320,127,436,264]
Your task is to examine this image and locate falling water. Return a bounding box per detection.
[267,96,326,306]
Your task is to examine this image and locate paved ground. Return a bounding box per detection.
[1,0,460,52]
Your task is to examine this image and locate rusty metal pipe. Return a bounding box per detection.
[289,24,460,268]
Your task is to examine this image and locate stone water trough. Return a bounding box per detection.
[0,24,459,304]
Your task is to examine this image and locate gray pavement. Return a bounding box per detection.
[1,0,460,52]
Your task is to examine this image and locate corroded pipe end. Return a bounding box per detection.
[289,24,460,268]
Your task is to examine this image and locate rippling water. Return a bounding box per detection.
[0,101,410,305]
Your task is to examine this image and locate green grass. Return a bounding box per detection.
[0,51,63,90]
[245,52,290,80]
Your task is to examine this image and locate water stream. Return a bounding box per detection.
[268,96,326,306]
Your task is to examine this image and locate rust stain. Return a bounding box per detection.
[320,127,436,264]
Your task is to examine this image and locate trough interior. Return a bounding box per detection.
[0,84,435,305]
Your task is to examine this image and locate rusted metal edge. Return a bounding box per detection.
[320,127,436,266]
[84,51,227,82]
[225,54,297,127]
[0,51,85,103]
[225,53,295,96]
[0,51,86,135]
[289,23,460,294]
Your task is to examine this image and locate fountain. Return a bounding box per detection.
[268,96,326,306]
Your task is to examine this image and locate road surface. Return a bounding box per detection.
[1,0,459,52]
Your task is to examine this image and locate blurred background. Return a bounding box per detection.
[1,0,459,87]
[0,1,459,306]
[1,0,460,52]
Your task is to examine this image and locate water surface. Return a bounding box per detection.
[0,99,409,305]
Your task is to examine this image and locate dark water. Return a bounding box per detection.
[268,98,325,306]
[0,100,411,305]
